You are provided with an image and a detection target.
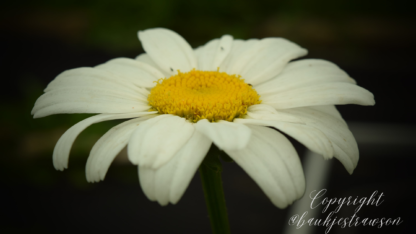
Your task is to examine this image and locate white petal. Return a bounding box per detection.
[138,28,197,75]
[255,59,356,96]
[168,132,211,204]
[86,115,156,182]
[32,88,150,118]
[196,35,233,71]
[195,119,251,151]
[153,162,176,206]
[262,82,375,109]
[45,67,144,95]
[139,167,157,201]
[128,115,194,169]
[135,53,171,78]
[279,107,359,173]
[221,39,257,73]
[52,112,156,171]
[309,105,345,123]
[235,118,334,159]
[32,66,152,118]
[138,131,211,205]
[223,38,307,86]
[256,59,375,109]
[236,105,359,173]
[225,125,305,208]
[247,104,280,114]
[95,58,165,88]
[218,39,242,71]
[246,104,304,124]
[135,53,158,66]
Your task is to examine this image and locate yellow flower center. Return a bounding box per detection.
[148,69,261,122]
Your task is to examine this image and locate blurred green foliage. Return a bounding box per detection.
[3,0,413,52]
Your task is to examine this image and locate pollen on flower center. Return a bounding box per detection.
[148,69,261,122]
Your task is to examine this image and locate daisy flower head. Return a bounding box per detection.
[32,28,375,209]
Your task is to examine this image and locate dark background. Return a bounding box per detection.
[1,0,415,233]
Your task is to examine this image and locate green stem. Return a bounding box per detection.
[199,145,231,234]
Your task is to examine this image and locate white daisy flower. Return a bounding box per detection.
[32,28,375,209]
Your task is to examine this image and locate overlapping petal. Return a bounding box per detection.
[221,38,307,86]
[263,82,374,109]
[282,107,359,173]
[195,119,251,151]
[237,118,334,159]
[138,131,211,205]
[128,115,195,169]
[32,67,151,118]
[135,53,171,78]
[246,104,304,124]
[309,105,345,123]
[32,92,149,119]
[235,105,359,173]
[195,35,233,71]
[95,58,165,88]
[225,125,305,208]
[86,115,156,182]
[53,112,156,171]
[257,59,375,109]
[255,59,355,95]
[44,67,144,95]
[138,28,197,76]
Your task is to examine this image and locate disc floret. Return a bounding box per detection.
[148,69,261,122]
